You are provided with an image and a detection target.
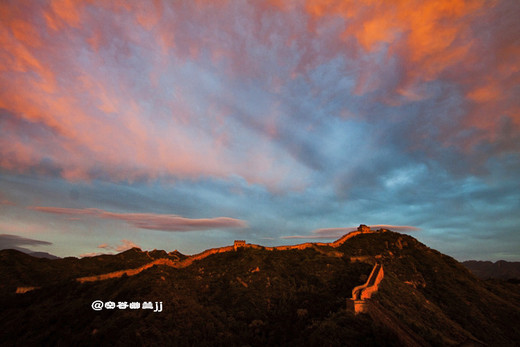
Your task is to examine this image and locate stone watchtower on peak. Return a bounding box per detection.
[234,240,246,251]
[357,224,371,233]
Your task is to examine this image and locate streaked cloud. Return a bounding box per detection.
[1,1,518,188]
[30,206,247,232]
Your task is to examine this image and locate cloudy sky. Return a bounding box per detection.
[0,0,519,260]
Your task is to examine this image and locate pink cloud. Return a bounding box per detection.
[0,220,48,234]
[0,193,14,206]
[282,225,420,239]
[0,0,518,188]
[31,207,97,215]
[97,239,140,252]
[0,1,310,190]
[306,0,520,151]
[80,239,140,257]
[30,206,248,232]
[306,0,485,80]
[114,239,140,252]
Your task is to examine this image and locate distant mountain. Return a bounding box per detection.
[0,246,60,259]
[462,260,520,280]
[28,251,61,259]
[0,228,519,346]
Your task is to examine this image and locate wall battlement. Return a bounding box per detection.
[234,240,246,250]
[75,224,381,284]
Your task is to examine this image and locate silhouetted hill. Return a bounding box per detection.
[0,229,519,346]
[336,232,520,345]
[0,247,186,295]
[462,260,520,280]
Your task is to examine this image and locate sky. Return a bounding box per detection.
[0,0,519,261]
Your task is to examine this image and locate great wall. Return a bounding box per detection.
[74,224,385,283]
[350,262,384,314]
[11,226,495,346]
[17,225,387,317]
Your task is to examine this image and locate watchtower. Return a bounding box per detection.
[358,224,371,233]
[234,240,246,250]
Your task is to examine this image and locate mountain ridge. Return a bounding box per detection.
[462,260,520,280]
[1,225,519,346]
[76,224,381,283]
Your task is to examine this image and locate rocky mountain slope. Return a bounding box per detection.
[0,227,519,346]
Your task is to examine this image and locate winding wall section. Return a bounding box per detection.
[76,226,382,283]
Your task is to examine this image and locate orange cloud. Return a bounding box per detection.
[307,0,486,82]
[134,0,163,30]
[48,0,83,28]
[306,0,519,155]
[31,206,248,231]
[467,85,501,103]
[0,1,308,189]
[0,0,517,187]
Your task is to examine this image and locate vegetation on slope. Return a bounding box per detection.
[0,247,184,295]
[1,230,519,346]
[338,232,520,346]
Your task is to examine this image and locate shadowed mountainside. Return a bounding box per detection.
[0,248,186,295]
[0,228,519,346]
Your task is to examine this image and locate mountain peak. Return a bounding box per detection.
[1,227,519,345]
